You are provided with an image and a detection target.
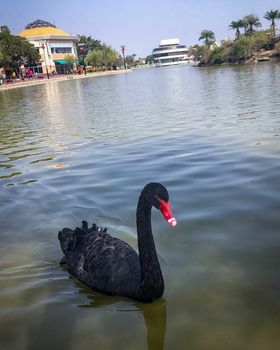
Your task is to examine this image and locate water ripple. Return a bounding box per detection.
[1,64,280,349]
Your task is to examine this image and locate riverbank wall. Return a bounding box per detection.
[0,69,132,92]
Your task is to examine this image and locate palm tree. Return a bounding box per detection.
[229,20,245,38]
[243,15,262,35]
[199,30,215,48]
[264,9,280,38]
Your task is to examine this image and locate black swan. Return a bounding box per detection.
[58,183,176,302]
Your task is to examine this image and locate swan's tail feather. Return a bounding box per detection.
[79,221,107,234]
[58,221,108,257]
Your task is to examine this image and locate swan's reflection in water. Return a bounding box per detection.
[71,276,166,350]
[143,299,166,350]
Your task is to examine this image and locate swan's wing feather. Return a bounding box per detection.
[82,232,140,296]
[58,222,141,297]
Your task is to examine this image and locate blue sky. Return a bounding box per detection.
[1,0,280,57]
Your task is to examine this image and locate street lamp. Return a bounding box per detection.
[121,45,126,69]
[40,42,50,79]
[78,42,87,75]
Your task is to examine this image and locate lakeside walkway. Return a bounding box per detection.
[0,69,131,92]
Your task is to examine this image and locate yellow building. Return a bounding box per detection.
[19,19,78,74]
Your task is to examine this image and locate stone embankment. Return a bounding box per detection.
[0,69,131,92]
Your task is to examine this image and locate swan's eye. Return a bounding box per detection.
[153,195,161,209]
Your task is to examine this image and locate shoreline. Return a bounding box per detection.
[197,46,280,67]
[197,58,280,68]
[0,69,132,92]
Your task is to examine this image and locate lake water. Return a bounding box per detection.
[0,64,280,350]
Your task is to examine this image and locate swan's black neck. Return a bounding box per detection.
[136,191,164,301]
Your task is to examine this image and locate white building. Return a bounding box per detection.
[152,39,193,67]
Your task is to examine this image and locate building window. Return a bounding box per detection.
[51,47,72,54]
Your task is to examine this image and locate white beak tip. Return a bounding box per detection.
[168,218,177,226]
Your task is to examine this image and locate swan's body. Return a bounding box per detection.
[58,183,176,302]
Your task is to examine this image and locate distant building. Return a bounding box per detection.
[221,37,232,45]
[19,19,78,74]
[152,38,193,67]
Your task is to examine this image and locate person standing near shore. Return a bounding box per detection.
[27,69,33,79]
[0,68,5,85]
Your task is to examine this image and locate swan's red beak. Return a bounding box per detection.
[159,199,177,226]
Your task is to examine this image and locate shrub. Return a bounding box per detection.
[250,30,270,51]
[208,47,224,64]
[231,37,252,62]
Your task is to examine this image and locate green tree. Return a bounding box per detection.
[0,46,4,64]
[231,37,252,62]
[208,46,224,64]
[145,54,154,64]
[64,54,76,72]
[85,49,103,68]
[100,44,118,68]
[0,28,40,70]
[264,9,280,38]
[243,14,262,36]
[229,20,245,38]
[77,35,102,64]
[189,44,210,63]
[188,45,204,60]
[250,30,270,51]
[199,30,215,48]
[84,43,118,69]
[208,41,234,64]
[115,55,124,67]
[0,25,10,33]
[125,54,136,67]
